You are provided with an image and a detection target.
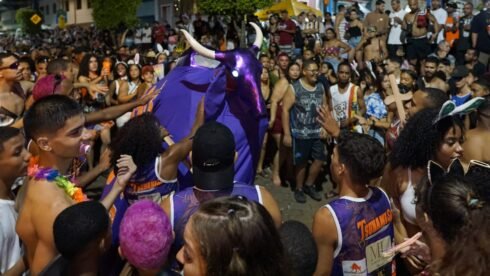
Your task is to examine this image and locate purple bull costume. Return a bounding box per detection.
[133,22,268,186]
[100,23,268,274]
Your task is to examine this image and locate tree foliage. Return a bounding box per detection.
[198,0,273,16]
[15,8,42,35]
[92,0,142,30]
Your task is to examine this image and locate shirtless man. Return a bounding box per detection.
[355,26,387,68]
[402,0,439,66]
[0,53,25,102]
[16,95,136,275]
[463,92,490,164]
[364,0,389,36]
[418,57,449,92]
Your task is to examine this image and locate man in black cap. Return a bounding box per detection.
[451,66,473,106]
[364,0,389,37]
[160,121,281,271]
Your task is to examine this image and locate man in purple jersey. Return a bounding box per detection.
[161,121,281,272]
[313,107,394,275]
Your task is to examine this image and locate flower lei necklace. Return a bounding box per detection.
[27,157,88,203]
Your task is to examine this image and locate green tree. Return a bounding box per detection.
[198,0,273,47]
[15,8,42,35]
[92,0,141,30]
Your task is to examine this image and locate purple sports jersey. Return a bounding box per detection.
[169,182,262,271]
[100,157,179,275]
[326,186,396,276]
[102,157,178,246]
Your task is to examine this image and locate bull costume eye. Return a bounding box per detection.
[180,22,266,116]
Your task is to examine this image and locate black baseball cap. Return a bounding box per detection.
[192,121,236,190]
[452,66,469,78]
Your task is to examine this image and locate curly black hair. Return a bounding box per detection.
[337,131,386,184]
[109,113,163,171]
[389,108,464,169]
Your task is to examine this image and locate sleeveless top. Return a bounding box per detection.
[326,186,396,275]
[169,183,262,271]
[445,16,459,46]
[116,80,140,127]
[290,79,324,139]
[114,77,128,96]
[400,169,417,225]
[348,25,362,37]
[324,46,341,56]
[330,83,359,123]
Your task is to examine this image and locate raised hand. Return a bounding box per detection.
[138,85,159,105]
[116,155,137,188]
[317,105,340,138]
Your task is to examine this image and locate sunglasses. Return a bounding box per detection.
[0,61,19,70]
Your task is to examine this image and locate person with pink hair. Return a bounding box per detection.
[119,200,174,275]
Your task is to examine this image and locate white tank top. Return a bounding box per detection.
[114,77,127,96]
[339,19,348,43]
[330,83,353,123]
[400,169,417,225]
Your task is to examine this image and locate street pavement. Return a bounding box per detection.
[254,174,335,229]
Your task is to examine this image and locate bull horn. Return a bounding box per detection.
[180,29,215,59]
[249,22,263,49]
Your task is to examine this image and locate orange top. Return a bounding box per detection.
[445,16,459,46]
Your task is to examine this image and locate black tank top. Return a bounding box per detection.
[348,26,362,37]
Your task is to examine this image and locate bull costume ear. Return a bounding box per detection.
[180,29,215,59]
[249,22,264,51]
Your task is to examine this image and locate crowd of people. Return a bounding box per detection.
[1,0,490,275]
